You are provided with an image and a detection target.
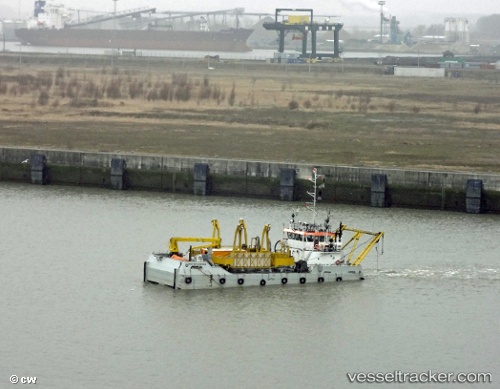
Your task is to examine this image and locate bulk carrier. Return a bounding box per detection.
[15,1,253,52]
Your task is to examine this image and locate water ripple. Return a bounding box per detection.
[376,266,500,280]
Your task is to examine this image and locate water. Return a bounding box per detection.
[0,182,498,388]
[3,41,429,60]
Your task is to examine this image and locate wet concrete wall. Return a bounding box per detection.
[1,147,500,213]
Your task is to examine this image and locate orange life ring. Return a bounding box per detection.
[335,259,341,266]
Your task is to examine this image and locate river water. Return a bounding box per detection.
[0,182,498,388]
[4,41,428,61]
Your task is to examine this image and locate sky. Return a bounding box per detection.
[1,0,498,27]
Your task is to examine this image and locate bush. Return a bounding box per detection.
[17,74,36,86]
[303,100,312,109]
[66,77,80,99]
[9,85,18,96]
[172,73,188,86]
[128,81,144,99]
[199,82,211,100]
[357,103,368,113]
[158,83,171,101]
[38,89,50,106]
[106,79,122,99]
[288,100,299,110]
[36,72,53,89]
[56,66,65,79]
[228,83,236,106]
[82,80,99,99]
[473,103,481,114]
[174,84,192,102]
[212,85,221,101]
[146,89,158,101]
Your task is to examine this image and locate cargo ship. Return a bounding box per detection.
[15,1,253,52]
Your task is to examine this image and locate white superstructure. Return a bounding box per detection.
[27,2,73,30]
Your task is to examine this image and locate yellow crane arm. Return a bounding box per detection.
[260,223,271,252]
[211,219,221,240]
[168,237,221,253]
[168,219,221,253]
[232,219,248,250]
[341,227,384,266]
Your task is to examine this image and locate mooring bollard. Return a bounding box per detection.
[371,173,388,207]
[280,168,296,201]
[465,179,483,214]
[31,154,47,185]
[193,163,210,196]
[110,158,126,190]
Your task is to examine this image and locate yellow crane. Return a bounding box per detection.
[231,219,272,253]
[168,219,221,254]
[341,227,384,266]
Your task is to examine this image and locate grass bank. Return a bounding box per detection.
[0,53,499,173]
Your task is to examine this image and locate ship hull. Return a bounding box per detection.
[14,27,253,52]
[144,254,364,290]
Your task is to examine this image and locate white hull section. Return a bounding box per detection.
[144,253,364,290]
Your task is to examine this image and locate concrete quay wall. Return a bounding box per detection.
[1,147,500,213]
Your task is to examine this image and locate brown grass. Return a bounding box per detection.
[0,54,499,173]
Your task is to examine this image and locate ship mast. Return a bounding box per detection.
[306,167,318,224]
[306,167,327,225]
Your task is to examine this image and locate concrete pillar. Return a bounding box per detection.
[280,168,296,201]
[301,31,308,57]
[110,158,126,190]
[466,179,483,214]
[193,163,210,196]
[278,30,285,56]
[31,154,47,185]
[333,25,342,58]
[311,30,317,56]
[371,173,388,207]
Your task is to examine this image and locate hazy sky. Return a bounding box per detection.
[3,0,498,24]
